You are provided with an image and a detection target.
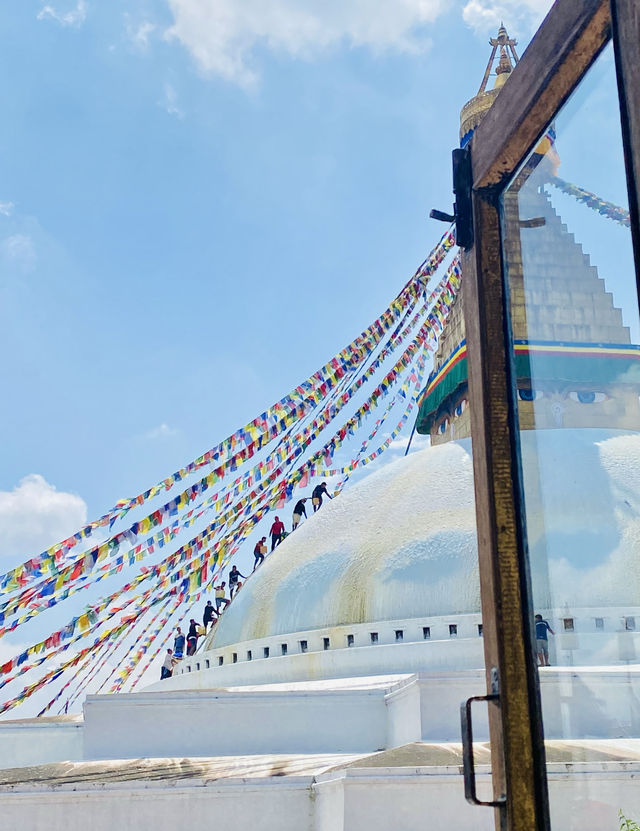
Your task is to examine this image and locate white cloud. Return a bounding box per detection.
[0,202,14,217]
[165,0,447,86]
[0,475,87,563]
[124,15,157,51]
[0,639,30,666]
[161,83,185,118]
[37,0,87,27]
[387,432,430,453]
[144,423,180,440]
[2,234,37,273]
[462,0,553,35]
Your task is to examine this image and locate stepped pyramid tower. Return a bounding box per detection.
[416,25,640,444]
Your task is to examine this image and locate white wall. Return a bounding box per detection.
[0,778,314,831]
[539,667,640,739]
[151,615,486,691]
[152,608,640,693]
[314,767,495,831]
[4,762,639,831]
[314,762,640,831]
[3,665,639,771]
[83,687,389,760]
[0,718,83,769]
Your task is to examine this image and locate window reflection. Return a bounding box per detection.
[500,41,640,829]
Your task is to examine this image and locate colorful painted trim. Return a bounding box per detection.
[416,340,640,434]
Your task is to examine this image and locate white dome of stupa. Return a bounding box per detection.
[206,428,640,655]
[207,439,479,649]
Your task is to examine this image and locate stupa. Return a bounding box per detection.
[0,26,639,831]
[417,27,640,443]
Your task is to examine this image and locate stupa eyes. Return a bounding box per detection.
[568,391,608,404]
[517,388,608,403]
[438,418,450,434]
[517,388,543,402]
[454,399,468,417]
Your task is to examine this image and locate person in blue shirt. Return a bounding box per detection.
[173,627,185,660]
[535,614,554,666]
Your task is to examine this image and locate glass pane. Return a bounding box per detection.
[500,43,640,829]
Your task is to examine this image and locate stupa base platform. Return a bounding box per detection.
[1,742,639,831]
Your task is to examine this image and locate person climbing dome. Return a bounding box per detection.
[312,482,333,512]
[161,648,174,680]
[292,498,308,530]
[173,627,185,660]
[253,536,267,570]
[270,515,285,550]
[228,565,246,599]
[186,619,199,656]
[202,600,215,631]
[215,582,230,613]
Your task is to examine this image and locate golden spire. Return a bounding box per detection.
[460,23,519,143]
[494,46,514,88]
[478,23,519,94]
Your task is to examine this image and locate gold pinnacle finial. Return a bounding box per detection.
[460,23,520,143]
[478,23,519,94]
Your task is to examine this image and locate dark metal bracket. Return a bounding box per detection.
[430,146,474,251]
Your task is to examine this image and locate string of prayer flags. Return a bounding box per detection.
[0,226,457,598]
[549,176,631,227]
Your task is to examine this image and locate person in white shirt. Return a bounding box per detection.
[160,649,174,680]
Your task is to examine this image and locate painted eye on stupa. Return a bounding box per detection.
[454,399,468,417]
[568,390,609,404]
[438,418,449,434]
[517,388,543,402]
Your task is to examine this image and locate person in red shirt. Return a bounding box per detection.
[253,536,267,571]
[270,516,285,551]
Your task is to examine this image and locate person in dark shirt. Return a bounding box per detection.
[253,537,267,571]
[270,516,285,551]
[173,627,185,660]
[202,601,215,631]
[292,498,308,530]
[187,618,199,656]
[228,565,246,599]
[534,614,554,666]
[312,482,333,512]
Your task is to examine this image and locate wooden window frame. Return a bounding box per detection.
[461,1,640,830]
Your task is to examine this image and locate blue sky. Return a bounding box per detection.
[0,0,559,571]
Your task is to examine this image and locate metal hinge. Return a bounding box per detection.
[430,146,474,251]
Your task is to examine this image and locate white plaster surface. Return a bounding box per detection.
[2,753,640,831]
[83,685,390,759]
[0,777,315,831]
[84,672,489,761]
[0,716,82,768]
